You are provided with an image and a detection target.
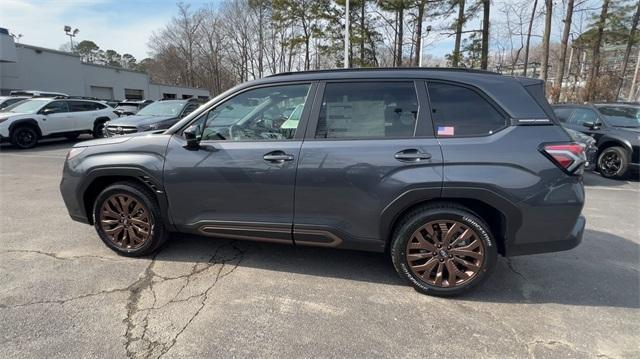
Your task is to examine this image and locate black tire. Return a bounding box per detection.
[93,119,108,138]
[92,181,169,257]
[10,126,39,149]
[597,146,629,179]
[65,133,80,140]
[390,203,497,297]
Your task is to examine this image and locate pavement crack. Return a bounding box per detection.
[0,286,131,309]
[1,249,127,262]
[122,241,246,359]
[506,258,527,281]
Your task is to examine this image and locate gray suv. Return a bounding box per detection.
[60,69,586,296]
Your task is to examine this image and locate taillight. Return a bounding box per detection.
[541,143,586,174]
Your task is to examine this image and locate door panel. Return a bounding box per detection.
[293,80,443,251]
[39,101,73,134]
[163,82,315,243]
[164,136,302,242]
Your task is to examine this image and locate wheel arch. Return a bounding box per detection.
[596,137,632,157]
[382,189,521,256]
[8,118,42,138]
[80,168,173,230]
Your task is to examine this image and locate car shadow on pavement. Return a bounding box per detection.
[583,171,639,186]
[0,134,92,153]
[158,229,638,308]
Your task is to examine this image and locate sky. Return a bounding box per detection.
[0,0,600,62]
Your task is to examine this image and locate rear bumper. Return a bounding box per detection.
[507,215,585,256]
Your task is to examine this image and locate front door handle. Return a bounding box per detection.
[263,151,294,162]
[394,149,432,162]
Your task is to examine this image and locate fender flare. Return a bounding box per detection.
[8,118,42,137]
[380,186,522,254]
[78,166,175,231]
[596,135,633,155]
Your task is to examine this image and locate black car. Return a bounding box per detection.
[61,68,586,296]
[106,99,201,136]
[552,103,640,179]
[112,100,154,117]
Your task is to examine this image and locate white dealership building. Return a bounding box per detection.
[0,28,209,101]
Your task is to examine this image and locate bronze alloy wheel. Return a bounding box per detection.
[405,220,485,288]
[99,194,153,250]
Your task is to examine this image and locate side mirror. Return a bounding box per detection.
[583,121,601,129]
[41,108,56,115]
[183,125,201,149]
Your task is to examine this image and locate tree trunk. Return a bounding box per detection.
[480,0,490,70]
[452,0,465,67]
[523,0,538,76]
[616,0,640,99]
[414,0,426,66]
[540,0,552,82]
[397,5,404,66]
[584,0,610,101]
[552,0,574,103]
[361,0,366,66]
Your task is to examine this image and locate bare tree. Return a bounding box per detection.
[480,0,490,69]
[551,0,575,103]
[539,0,552,82]
[584,0,611,101]
[616,1,640,99]
[523,0,538,76]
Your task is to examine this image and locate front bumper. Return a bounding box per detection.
[60,163,91,224]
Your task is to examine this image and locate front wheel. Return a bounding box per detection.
[93,182,169,257]
[597,146,629,179]
[93,120,108,138]
[10,126,39,149]
[391,204,497,296]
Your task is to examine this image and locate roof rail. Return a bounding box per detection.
[266,67,499,78]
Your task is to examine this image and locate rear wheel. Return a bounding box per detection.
[597,146,629,179]
[10,126,39,149]
[93,182,168,256]
[391,203,497,296]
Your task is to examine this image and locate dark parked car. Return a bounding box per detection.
[61,68,586,296]
[113,100,154,117]
[565,128,597,170]
[552,103,640,178]
[105,99,201,136]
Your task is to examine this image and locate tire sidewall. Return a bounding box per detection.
[11,127,38,149]
[93,183,162,256]
[391,208,497,296]
[93,120,107,138]
[597,147,628,179]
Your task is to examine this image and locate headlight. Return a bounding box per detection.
[67,147,87,160]
[0,117,10,124]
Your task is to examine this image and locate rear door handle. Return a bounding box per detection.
[263,151,294,162]
[394,149,432,162]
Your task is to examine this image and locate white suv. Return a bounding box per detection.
[0,98,117,149]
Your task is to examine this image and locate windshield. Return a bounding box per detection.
[136,101,184,116]
[597,106,640,127]
[5,99,48,114]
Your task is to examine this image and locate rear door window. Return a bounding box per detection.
[568,108,598,126]
[553,107,574,123]
[315,82,418,139]
[427,82,506,137]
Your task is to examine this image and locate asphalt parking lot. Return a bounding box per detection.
[1,136,638,358]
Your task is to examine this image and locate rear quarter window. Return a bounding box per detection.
[427,82,506,137]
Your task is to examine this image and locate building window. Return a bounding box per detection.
[182,94,193,99]
[124,89,144,100]
[163,93,176,99]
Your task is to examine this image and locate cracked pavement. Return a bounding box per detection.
[1,138,639,358]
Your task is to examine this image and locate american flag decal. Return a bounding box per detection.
[437,126,455,136]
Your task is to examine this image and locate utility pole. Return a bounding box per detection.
[344,0,350,69]
[418,25,432,67]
